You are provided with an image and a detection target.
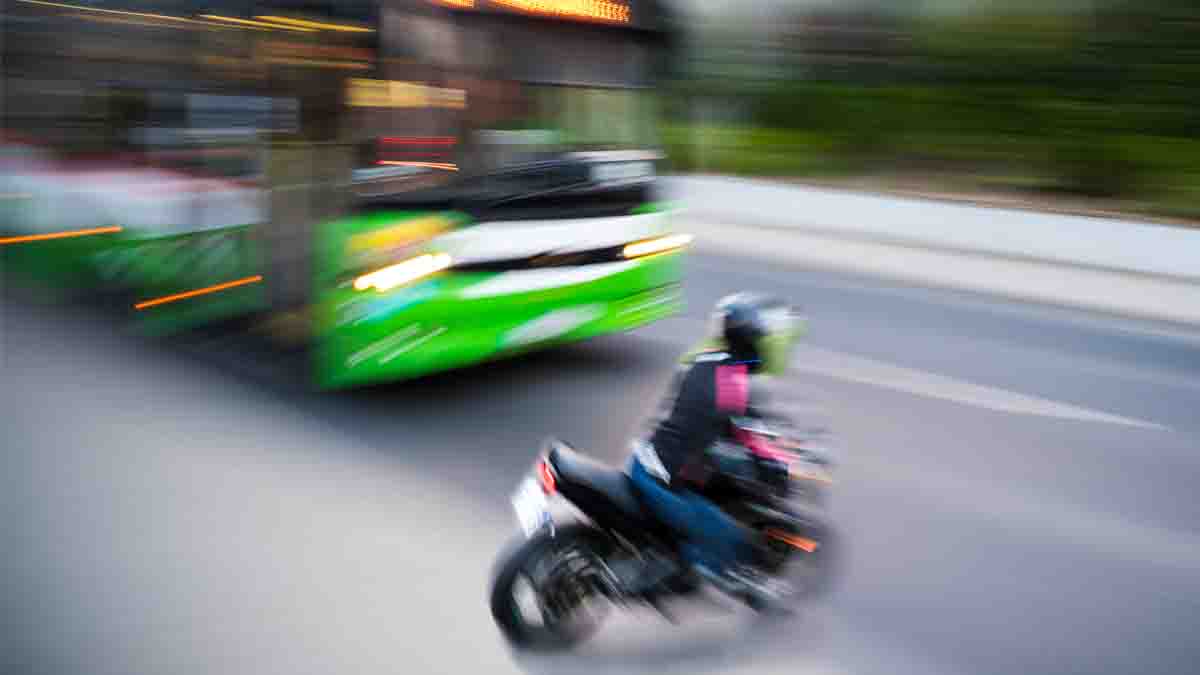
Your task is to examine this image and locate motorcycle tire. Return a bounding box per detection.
[489,524,612,651]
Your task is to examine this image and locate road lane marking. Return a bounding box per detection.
[796,346,1166,431]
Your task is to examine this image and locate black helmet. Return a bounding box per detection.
[708,292,805,374]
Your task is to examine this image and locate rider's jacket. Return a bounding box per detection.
[636,350,768,490]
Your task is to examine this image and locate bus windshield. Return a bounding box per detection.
[469,85,659,172]
[528,86,659,151]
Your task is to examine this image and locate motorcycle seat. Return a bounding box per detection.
[546,441,648,521]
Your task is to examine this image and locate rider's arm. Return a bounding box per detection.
[729,375,797,492]
[729,374,783,453]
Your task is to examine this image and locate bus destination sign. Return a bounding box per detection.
[431,0,632,26]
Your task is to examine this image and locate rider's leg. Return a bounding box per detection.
[631,461,793,612]
[629,460,750,574]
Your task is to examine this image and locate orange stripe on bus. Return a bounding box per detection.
[0,226,122,245]
[134,275,263,310]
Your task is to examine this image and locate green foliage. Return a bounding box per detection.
[661,125,848,176]
[665,5,1200,216]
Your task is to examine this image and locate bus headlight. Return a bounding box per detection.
[622,234,693,260]
[353,252,452,292]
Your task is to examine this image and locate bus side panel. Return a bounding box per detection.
[313,252,683,390]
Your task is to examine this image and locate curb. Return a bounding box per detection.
[682,219,1200,328]
[676,173,1200,230]
[664,176,1200,282]
[677,210,1200,287]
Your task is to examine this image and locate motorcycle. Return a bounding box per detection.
[488,418,840,650]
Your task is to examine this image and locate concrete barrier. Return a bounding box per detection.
[666,176,1200,282]
[666,176,1200,326]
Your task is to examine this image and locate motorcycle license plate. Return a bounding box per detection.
[512,476,551,538]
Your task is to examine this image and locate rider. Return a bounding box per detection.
[627,292,805,605]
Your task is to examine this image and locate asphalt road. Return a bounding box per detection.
[4,247,1200,675]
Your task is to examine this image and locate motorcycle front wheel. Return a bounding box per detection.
[489,524,613,651]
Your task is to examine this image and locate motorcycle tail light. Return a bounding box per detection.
[536,458,557,495]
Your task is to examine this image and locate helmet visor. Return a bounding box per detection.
[755,306,807,375]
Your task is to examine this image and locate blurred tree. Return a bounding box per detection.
[665,1,1200,213]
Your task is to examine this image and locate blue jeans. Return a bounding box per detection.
[629,459,749,574]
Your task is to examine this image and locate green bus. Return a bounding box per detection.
[0,0,685,389]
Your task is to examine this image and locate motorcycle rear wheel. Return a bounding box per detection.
[489,524,613,651]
